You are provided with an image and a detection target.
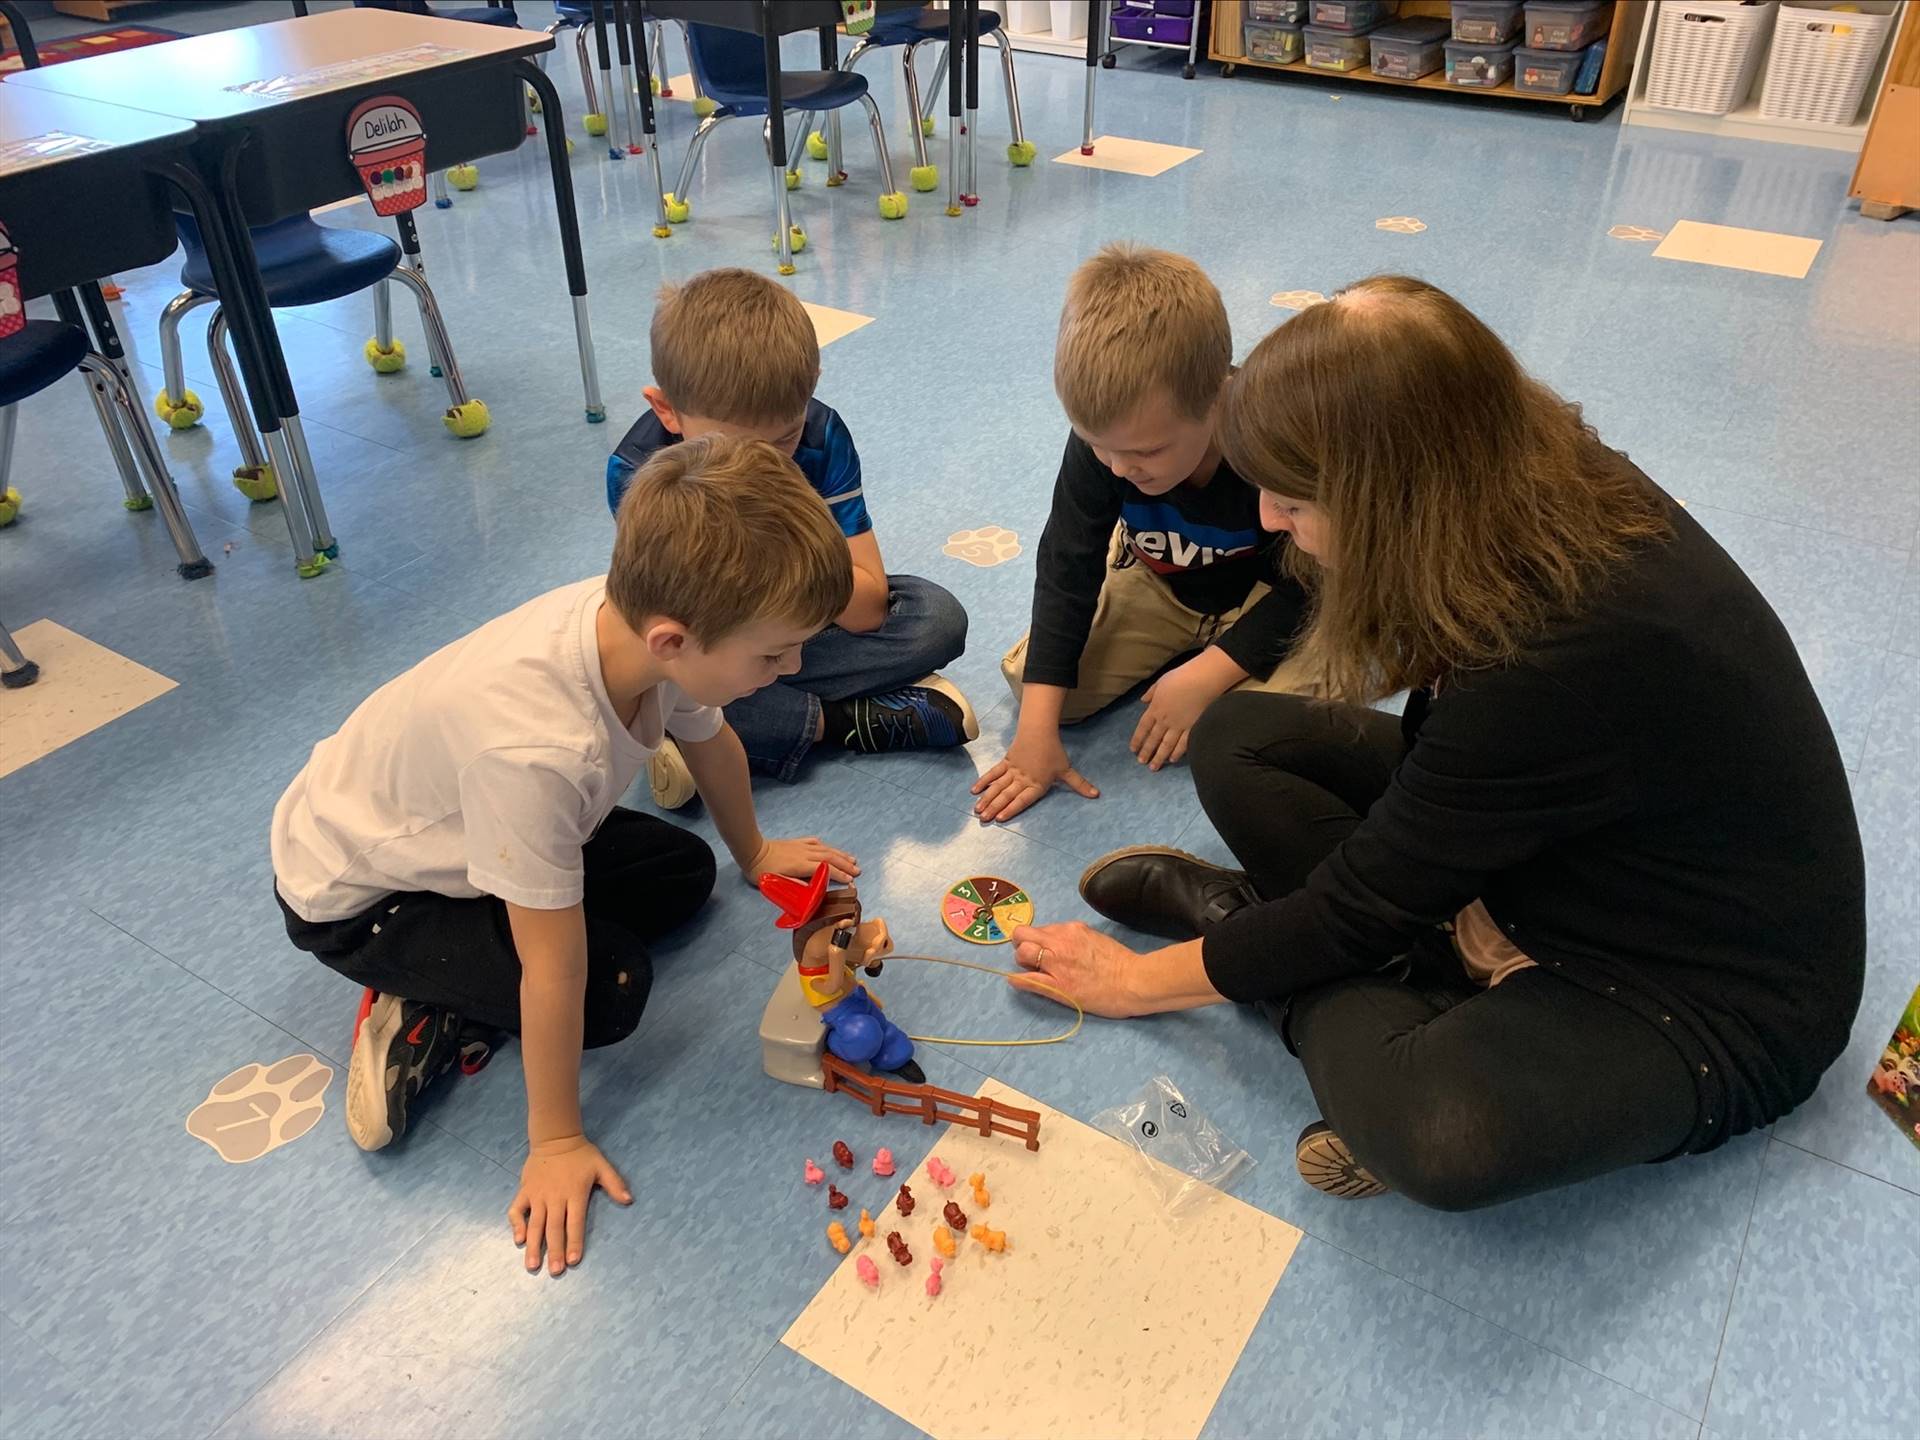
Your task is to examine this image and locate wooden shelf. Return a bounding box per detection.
[1210,0,1644,116]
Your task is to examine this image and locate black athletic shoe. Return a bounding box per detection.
[1078,846,1261,940]
[831,675,979,754]
[345,988,463,1152]
[1295,1121,1390,1200]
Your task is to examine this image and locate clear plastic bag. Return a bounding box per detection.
[1090,1075,1256,1216]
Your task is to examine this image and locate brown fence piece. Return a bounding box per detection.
[821,1054,1042,1151]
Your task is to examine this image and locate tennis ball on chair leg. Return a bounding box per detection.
[155,389,204,429]
[806,130,829,160]
[909,163,937,192]
[786,167,803,190]
[921,116,935,138]
[665,192,690,223]
[231,464,278,503]
[583,112,608,136]
[364,337,406,374]
[878,192,908,220]
[0,486,20,527]
[448,163,480,190]
[1007,139,1036,167]
[443,399,491,438]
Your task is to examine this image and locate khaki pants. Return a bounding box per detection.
[1001,527,1318,725]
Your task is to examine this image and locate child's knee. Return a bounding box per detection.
[917,584,969,667]
[585,956,654,1048]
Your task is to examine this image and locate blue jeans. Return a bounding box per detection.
[726,574,968,782]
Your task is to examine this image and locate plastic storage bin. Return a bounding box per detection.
[1758,2,1897,126]
[1445,36,1517,84]
[1304,23,1374,68]
[1524,0,1609,51]
[1111,2,1198,47]
[1245,19,1306,61]
[1642,1,1777,116]
[1371,16,1450,76]
[1309,0,1393,33]
[1450,1,1523,43]
[1513,43,1583,92]
[1247,0,1310,20]
[1050,0,1088,41]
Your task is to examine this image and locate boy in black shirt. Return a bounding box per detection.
[973,245,1311,823]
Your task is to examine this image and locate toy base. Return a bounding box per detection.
[761,964,828,1088]
[178,558,214,580]
[909,164,938,192]
[232,464,278,503]
[123,495,153,513]
[2,660,41,687]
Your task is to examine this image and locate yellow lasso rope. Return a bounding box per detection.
[876,952,1084,1047]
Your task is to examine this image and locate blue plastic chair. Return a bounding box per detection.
[813,6,1031,191]
[152,213,486,504]
[665,22,906,246]
[1,317,211,581]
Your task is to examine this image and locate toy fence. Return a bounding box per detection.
[821,1054,1042,1151]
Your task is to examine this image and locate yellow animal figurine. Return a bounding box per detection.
[827,1221,852,1254]
[932,1224,957,1259]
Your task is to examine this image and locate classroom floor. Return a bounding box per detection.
[3,3,1916,1438]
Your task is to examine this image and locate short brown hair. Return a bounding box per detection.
[1220,275,1670,703]
[608,433,850,642]
[1054,243,1231,431]
[650,267,820,425]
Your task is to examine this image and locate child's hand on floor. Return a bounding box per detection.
[751,836,860,884]
[972,731,1099,823]
[510,1134,631,1276]
[1131,652,1243,770]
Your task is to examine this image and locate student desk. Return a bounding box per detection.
[640,1,963,271]
[8,6,602,577]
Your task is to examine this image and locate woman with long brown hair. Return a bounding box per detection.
[1008,276,1866,1210]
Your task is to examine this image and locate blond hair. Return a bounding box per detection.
[1220,275,1671,704]
[650,267,819,425]
[608,434,850,642]
[1054,243,1232,431]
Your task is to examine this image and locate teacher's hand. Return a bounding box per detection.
[1008,922,1145,1019]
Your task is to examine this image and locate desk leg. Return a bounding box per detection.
[765,12,797,275]
[519,58,605,424]
[819,26,845,186]
[611,0,641,155]
[946,1,963,216]
[622,2,671,237]
[962,0,980,206]
[1082,1,1101,155]
[590,0,622,160]
[163,157,330,578]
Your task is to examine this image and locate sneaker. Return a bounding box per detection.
[834,673,979,754]
[650,738,697,810]
[345,988,462,1152]
[1294,1120,1389,1199]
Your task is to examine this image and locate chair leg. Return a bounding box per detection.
[575,24,602,125]
[155,289,213,428]
[0,403,16,490]
[205,307,279,504]
[385,266,474,417]
[857,94,905,212]
[670,114,725,215]
[923,44,947,129]
[78,351,212,578]
[786,111,814,176]
[431,169,451,208]
[0,615,36,688]
[652,18,672,96]
[989,27,1032,162]
[903,40,933,179]
[672,21,707,110]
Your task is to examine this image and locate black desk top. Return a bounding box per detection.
[644,1,924,37]
[4,8,551,126]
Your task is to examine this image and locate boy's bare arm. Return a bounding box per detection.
[836,532,891,635]
[504,900,631,1275]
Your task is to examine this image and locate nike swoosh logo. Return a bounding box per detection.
[406,1014,431,1046]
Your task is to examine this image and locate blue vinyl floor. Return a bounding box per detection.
[2,4,1915,1438]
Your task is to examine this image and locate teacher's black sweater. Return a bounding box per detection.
[1202,486,1867,1152]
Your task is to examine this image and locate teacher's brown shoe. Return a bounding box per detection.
[1077,846,1260,941]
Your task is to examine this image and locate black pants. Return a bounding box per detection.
[277,808,717,1049]
[1189,692,1698,1211]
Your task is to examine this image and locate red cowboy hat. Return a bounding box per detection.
[759,861,829,930]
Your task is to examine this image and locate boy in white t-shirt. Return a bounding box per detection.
[272,435,859,1275]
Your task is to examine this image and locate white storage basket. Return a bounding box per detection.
[1643,1,1777,116]
[1758,2,1896,126]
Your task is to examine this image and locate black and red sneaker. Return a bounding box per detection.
[345,988,462,1152]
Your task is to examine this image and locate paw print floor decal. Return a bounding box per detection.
[1270,290,1328,310]
[186,1055,333,1163]
[944,525,1023,567]
[1609,225,1666,243]
[1375,217,1427,234]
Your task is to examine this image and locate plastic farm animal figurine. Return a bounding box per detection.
[827,1184,849,1210]
[932,1225,956,1259]
[926,1257,944,1297]
[827,1221,852,1254]
[886,1231,912,1266]
[970,1171,991,1209]
[943,1201,968,1231]
[926,1155,956,1187]
[760,864,922,1082]
[896,1184,916,1217]
[873,1147,895,1177]
[857,1255,880,1290]
[832,1140,855,1169]
[858,1207,876,1240]
[804,1158,825,1186]
[970,1223,1006,1253]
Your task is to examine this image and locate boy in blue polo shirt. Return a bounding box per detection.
[607,268,974,807]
